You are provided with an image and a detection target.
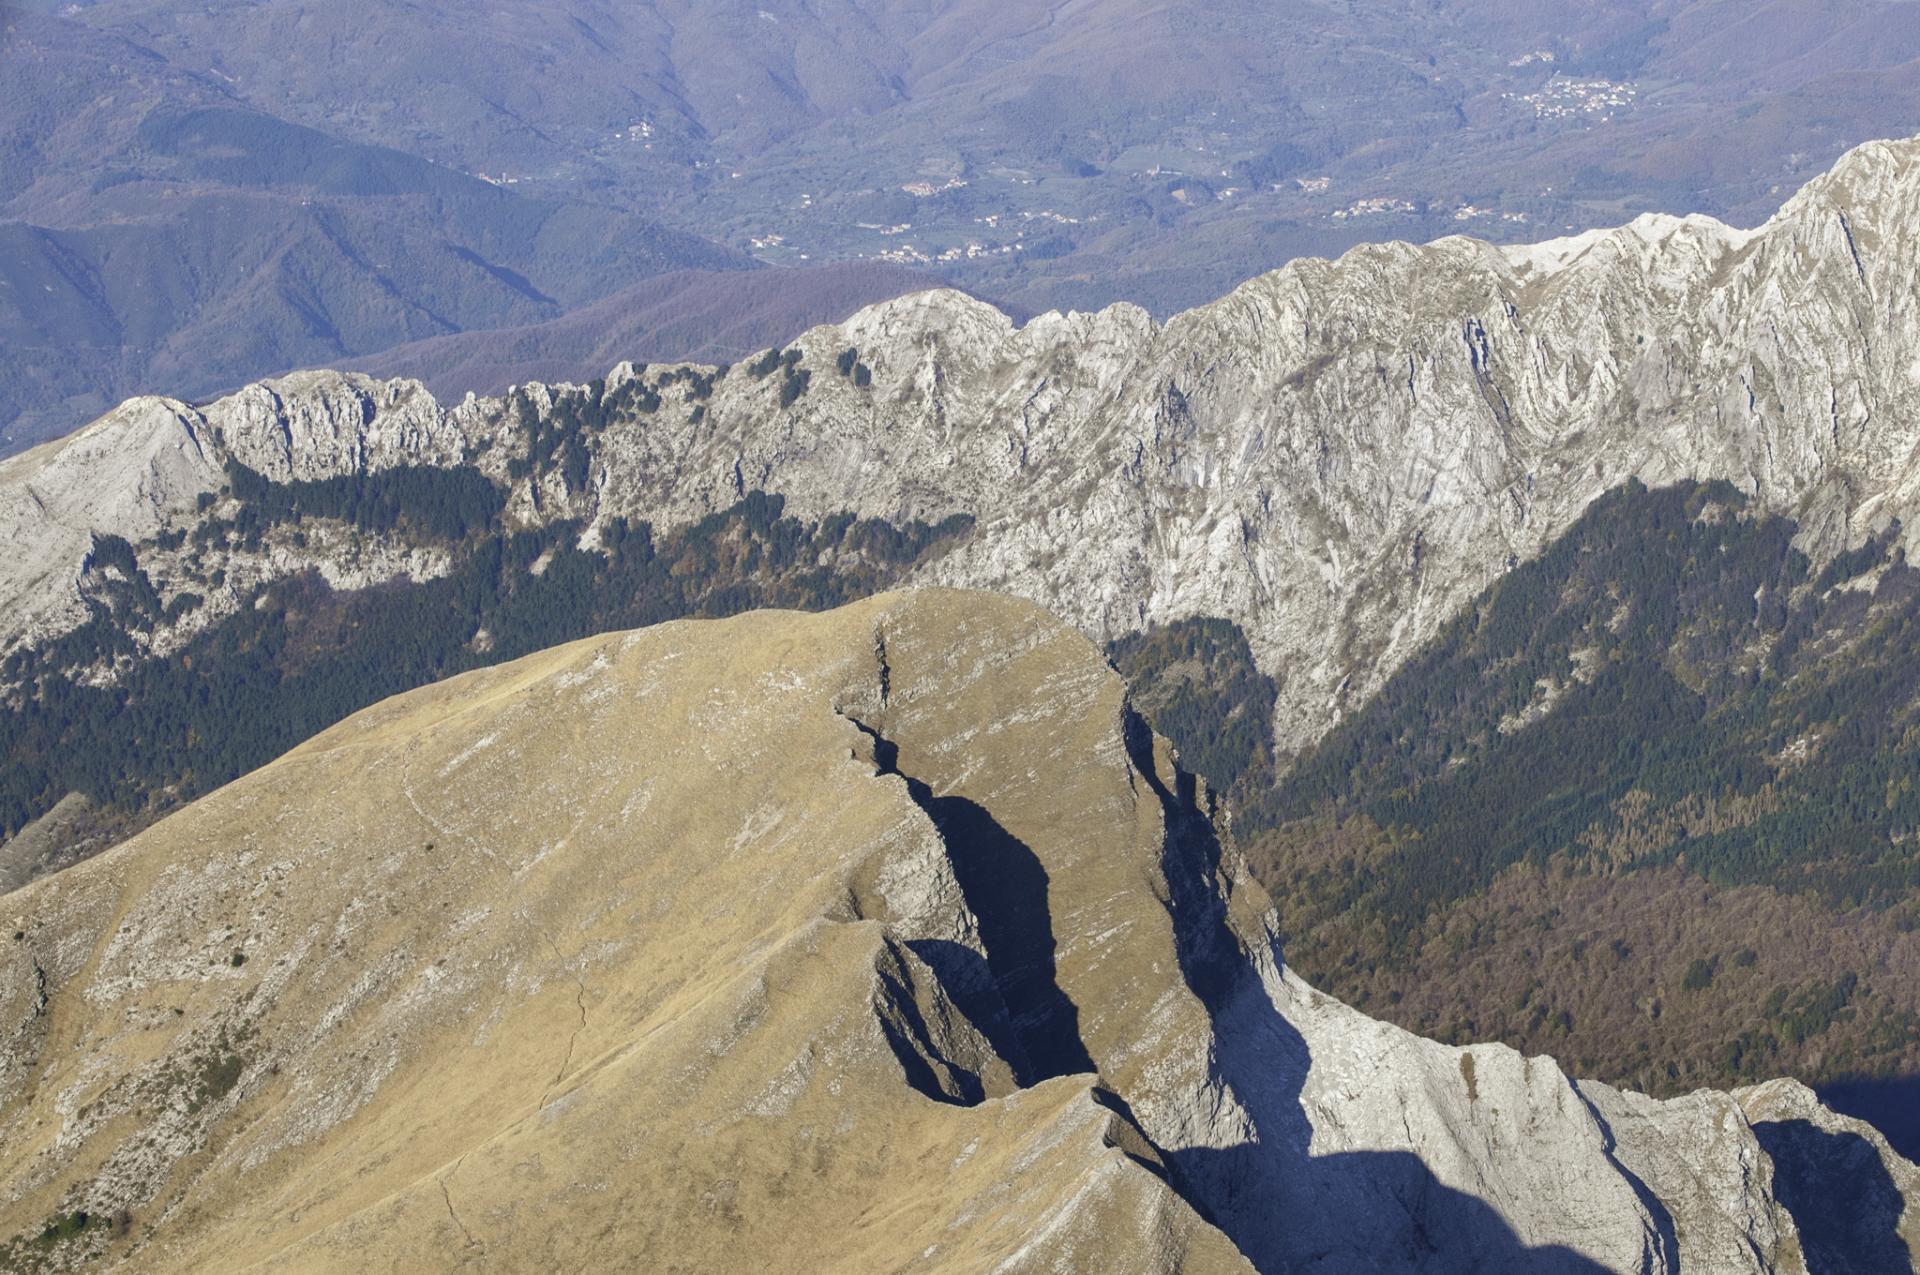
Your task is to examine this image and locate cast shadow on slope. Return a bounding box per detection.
[1124,710,1631,1275]
[1752,1119,1914,1274]
[849,716,1096,1087]
[1818,1076,1920,1165]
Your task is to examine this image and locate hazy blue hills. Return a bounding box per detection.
[346,262,967,403]
[0,11,902,454]
[12,0,1920,452]
[36,0,1920,318]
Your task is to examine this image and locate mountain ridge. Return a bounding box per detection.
[7,138,1920,1117]
[9,133,1920,753]
[338,262,976,403]
[2,590,1913,1272]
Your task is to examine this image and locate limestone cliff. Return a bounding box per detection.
[9,139,1920,751]
[0,592,1910,1272]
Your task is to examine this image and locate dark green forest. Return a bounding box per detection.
[1107,617,1275,796]
[1251,479,1920,937]
[1116,481,1920,1094]
[0,472,971,844]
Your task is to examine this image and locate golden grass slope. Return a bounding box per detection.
[9,586,1916,1274]
[0,590,1249,1274]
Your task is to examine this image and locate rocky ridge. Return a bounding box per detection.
[1,590,1912,1272]
[9,138,1920,752]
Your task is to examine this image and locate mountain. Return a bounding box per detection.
[342,262,973,404]
[9,136,1920,1105]
[0,12,941,455]
[14,0,1920,450]
[33,0,1920,322]
[12,135,1920,745]
[2,590,1913,1272]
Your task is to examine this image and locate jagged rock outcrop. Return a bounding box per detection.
[0,591,1911,1272]
[0,396,214,659]
[9,138,1920,752]
[0,374,480,660]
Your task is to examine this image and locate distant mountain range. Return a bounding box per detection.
[344,262,984,403]
[11,1,1920,451]
[0,14,957,454]
[0,17,732,451]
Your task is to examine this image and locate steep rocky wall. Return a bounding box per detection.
[8,139,1920,753]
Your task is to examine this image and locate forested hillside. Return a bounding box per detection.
[0,473,971,856]
[1122,481,1920,1098]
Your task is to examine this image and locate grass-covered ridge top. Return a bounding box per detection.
[0,491,974,849]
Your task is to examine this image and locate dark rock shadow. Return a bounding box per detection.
[852,716,1095,1086]
[1819,1076,1920,1165]
[1123,710,1625,1274]
[901,937,1036,1084]
[1753,1119,1914,1275]
[873,943,988,1106]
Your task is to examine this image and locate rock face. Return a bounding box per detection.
[0,373,477,660]
[0,794,131,897]
[1,591,1912,1272]
[0,396,215,659]
[9,138,1920,753]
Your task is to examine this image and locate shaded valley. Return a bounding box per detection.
[1121,481,1920,1099]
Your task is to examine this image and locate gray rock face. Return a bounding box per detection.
[211,371,471,483]
[9,139,1920,755]
[0,396,215,658]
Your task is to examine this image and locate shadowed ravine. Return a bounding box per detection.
[1753,1120,1915,1275]
[852,703,1641,1272]
[848,714,1096,1085]
[1120,710,1625,1274]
